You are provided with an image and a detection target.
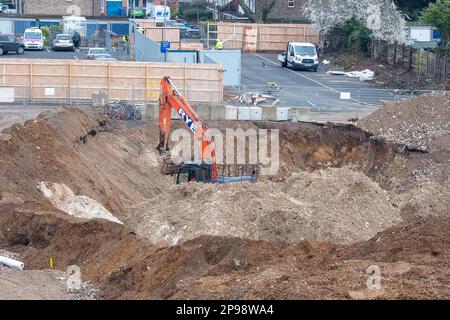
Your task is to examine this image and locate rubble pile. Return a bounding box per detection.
[359,92,450,152]
[105,100,144,120]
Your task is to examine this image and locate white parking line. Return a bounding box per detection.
[307,100,318,110]
[253,53,376,106]
[46,48,50,53]
[74,56,79,60]
[253,53,340,93]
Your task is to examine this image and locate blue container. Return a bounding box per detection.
[111,23,129,36]
[119,8,126,16]
[14,20,37,35]
[107,0,122,16]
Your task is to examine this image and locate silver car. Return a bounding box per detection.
[95,55,117,62]
[86,47,109,60]
[52,34,74,51]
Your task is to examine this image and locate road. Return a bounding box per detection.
[240,53,399,114]
[0,47,130,61]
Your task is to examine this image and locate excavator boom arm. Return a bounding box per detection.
[157,76,218,181]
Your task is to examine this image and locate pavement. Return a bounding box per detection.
[240,53,401,115]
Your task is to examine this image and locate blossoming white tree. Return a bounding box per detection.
[303,0,407,49]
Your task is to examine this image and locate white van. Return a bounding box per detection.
[146,4,170,23]
[278,42,319,72]
[23,27,44,50]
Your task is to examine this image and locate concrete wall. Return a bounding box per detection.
[24,0,104,16]
[146,104,312,122]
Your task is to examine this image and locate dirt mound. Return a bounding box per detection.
[358,92,450,153]
[129,167,400,245]
[1,197,449,299]
[391,181,450,220]
[0,107,171,222]
[345,216,450,267]
[1,106,449,299]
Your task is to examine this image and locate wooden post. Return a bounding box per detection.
[233,23,236,49]
[409,47,413,71]
[393,42,397,66]
[2,59,5,85]
[145,64,149,103]
[435,53,439,80]
[445,56,448,82]
[108,63,111,99]
[69,62,72,104]
[183,65,187,97]
[30,62,33,100]
[417,50,421,79]
[402,45,405,69]
[207,22,210,48]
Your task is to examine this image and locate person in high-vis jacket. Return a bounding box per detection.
[214,39,223,50]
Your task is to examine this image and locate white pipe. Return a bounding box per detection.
[0,255,24,270]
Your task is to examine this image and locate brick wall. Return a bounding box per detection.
[24,0,104,16]
[266,0,308,22]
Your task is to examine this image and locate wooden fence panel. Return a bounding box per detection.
[212,22,319,52]
[0,59,223,104]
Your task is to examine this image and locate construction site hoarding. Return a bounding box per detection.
[209,22,320,52]
[143,27,181,50]
[0,59,223,104]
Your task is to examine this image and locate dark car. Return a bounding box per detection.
[0,34,25,55]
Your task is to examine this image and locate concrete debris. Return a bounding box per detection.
[327,70,347,76]
[359,92,450,152]
[38,182,123,224]
[327,69,375,81]
[106,100,144,120]
[236,92,279,106]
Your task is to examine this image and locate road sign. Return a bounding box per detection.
[160,41,170,53]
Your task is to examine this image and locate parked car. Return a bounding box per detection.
[23,27,44,50]
[0,34,25,55]
[95,55,117,62]
[5,8,17,14]
[86,47,109,60]
[0,4,17,14]
[128,7,145,18]
[52,34,74,51]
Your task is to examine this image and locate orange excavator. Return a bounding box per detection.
[156,76,257,184]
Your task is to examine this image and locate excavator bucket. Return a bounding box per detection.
[159,153,180,175]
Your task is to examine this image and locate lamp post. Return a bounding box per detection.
[163,0,167,62]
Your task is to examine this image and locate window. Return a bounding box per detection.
[288,0,295,8]
[294,46,316,55]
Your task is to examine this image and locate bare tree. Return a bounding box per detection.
[236,0,276,23]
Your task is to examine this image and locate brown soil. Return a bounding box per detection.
[0,105,449,299]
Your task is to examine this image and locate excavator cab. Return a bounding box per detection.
[175,162,258,184]
[175,163,213,184]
